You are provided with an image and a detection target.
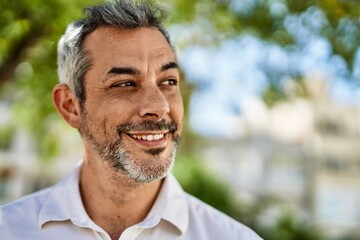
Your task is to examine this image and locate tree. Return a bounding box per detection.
[1,0,359,153]
[0,0,102,162]
[162,0,360,105]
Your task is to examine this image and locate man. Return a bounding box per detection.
[0,1,262,239]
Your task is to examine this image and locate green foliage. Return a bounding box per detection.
[163,0,359,65]
[173,153,238,214]
[174,153,326,240]
[0,126,14,150]
[259,211,324,240]
[262,82,288,107]
[164,0,198,23]
[337,233,360,240]
[262,78,309,107]
[173,152,261,228]
[161,0,359,108]
[0,0,102,164]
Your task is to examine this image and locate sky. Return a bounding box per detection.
[166,2,360,137]
[176,34,360,137]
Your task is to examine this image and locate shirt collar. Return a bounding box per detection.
[38,162,104,233]
[38,163,188,235]
[142,173,189,235]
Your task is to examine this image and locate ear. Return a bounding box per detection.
[52,84,82,129]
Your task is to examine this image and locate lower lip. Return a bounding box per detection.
[126,133,168,147]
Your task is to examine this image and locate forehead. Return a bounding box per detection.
[83,26,175,67]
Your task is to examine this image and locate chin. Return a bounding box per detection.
[113,144,177,183]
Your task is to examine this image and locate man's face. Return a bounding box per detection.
[79,26,183,182]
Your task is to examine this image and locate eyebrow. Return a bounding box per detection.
[106,61,178,79]
[107,67,140,76]
[161,61,178,72]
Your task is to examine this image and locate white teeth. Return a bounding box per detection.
[131,133,164,141]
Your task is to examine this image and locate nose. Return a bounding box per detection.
[139,88,170,120]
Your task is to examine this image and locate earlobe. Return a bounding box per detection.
[52,84,82,129]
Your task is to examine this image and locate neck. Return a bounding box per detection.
[79,156,162,240]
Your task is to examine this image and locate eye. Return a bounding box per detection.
[161,79,178,86]
[110,81,136,88]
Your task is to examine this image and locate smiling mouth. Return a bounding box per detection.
[128,133,166,141]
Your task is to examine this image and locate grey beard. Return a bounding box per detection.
[83,119,180,183]
[112,142,178,183]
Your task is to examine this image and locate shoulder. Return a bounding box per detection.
[185,193,262,240]
[0,187,52,230]
[1,187,52,214]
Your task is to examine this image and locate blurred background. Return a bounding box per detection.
[1,0,359,239]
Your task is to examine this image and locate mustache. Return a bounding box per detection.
[117,119,177,134]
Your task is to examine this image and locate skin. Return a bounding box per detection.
[52,26,183,239]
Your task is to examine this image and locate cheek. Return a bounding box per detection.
[169,94,184,122]
[79,109,103,134]
[89,94,137,121]
[79,104,112,136]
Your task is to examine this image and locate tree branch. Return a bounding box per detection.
[0,25,45,87]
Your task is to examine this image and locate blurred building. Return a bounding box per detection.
[0,101,81,204]
[202,77,360,238]
[0,102,37,203]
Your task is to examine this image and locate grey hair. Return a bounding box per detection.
[57,0,172,106]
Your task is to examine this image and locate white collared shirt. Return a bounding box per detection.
[0,164,262,240]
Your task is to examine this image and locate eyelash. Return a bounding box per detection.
[110,79,178,88]
[110,81,136,88]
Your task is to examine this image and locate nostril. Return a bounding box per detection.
[141,107,169,120]
[144,112,159,118]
